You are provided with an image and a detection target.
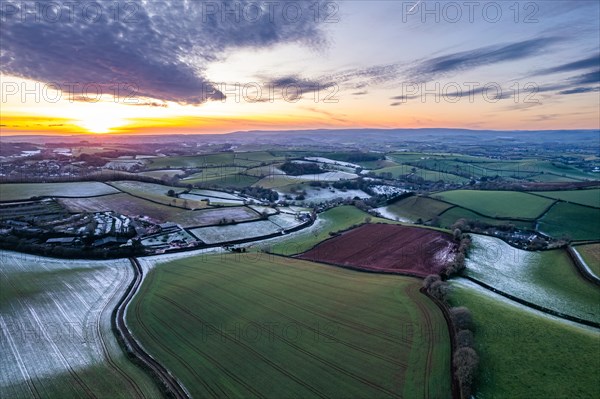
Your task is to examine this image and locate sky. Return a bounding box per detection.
[0,0,599,135]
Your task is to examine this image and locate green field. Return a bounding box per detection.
[433,190,555,219]
[575,243,600,277]
[0,251,161,398]
[128,253,452,398]
[147,152,282,170]
[537,202,600,241]
[253,175,309,189]
[146,153,239,169]
[374,165,469,183]
[0,182,119,201]
[450,280,600,399]
[383,196,454,223]
[531,189,600,208]
[465,235,600,324]
[245,164,285,177]
[437,207,534,230]
[198,174,260,189]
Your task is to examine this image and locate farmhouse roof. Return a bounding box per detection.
[46,237,77,244]
[92,236,128,247]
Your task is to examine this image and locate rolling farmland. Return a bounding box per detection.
[531,188,600,208]
[432,190,555,219]
[381,196,454,223]
[127,253,452,398]
[537,202,600,241]
[450,280,600,399]
[0,182,119,202]
[574,244,600,278]
[436,207,534,230]
[269,206,388,256]
[465,235,600,324]
[298,224,456,276]
[190,220,283,244]
[0,251,161,398]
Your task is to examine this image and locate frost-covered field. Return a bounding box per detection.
[465,235,600,323]
[268,213,305,229]
[110,180,186,196]
[189,220,282,244]
[279,187,369,204]
[188,189,245,200]
[374,206,412,222]
[304,157,361,169]
[179,193,244,205]
[0,251,160,398]
[289,171,359,181]
[0,182,119,202]
[248,205,278,215]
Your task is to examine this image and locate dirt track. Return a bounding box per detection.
[114,258,190,399]
[298,224,457,276]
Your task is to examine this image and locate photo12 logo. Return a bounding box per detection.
[1,81,140,104]
[201,81,340,104]
[0,1,340,24]
[401,1,539,24]
[200,1,340,23]
[394,81,540,104]
[0,1,141,23]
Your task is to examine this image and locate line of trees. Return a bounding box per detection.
[423,229,478,398]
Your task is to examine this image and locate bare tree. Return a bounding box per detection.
[428,280,449,302]
[456,329,474,348]
[450,307,474,330]
[423,274,441,290]
[453,347,479,398]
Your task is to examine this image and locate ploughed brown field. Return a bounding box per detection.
[297,224,457,276]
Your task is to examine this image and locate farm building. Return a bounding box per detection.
[46,237,80,245]
[92,236,129,247]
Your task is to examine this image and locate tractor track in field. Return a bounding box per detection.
[152,270,406,397]
[95,265,146,398]
[163,279,410,371]
[406,284,434,399]
[0,269,96,399]
[149,309,278,399]
[171,264,407,346]
[155,292,401,399]
[135,303,219,398]
[114,258,190,399]
[131,269,223,399]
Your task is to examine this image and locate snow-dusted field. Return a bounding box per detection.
[0,251,160,397]
[465,235,600,323]
[0,182,119,202]
[451,278,600,333]
[374,206,412,222]
[281,187,369,205]
[268,213,306,229]
[179,193,244,205]
[248,205,278,215]
[189,189,245,200]
[304,157,361,169]
[189,220,283,244]
[289,171,359,181]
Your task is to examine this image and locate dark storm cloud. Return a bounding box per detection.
[0,0,326,105]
